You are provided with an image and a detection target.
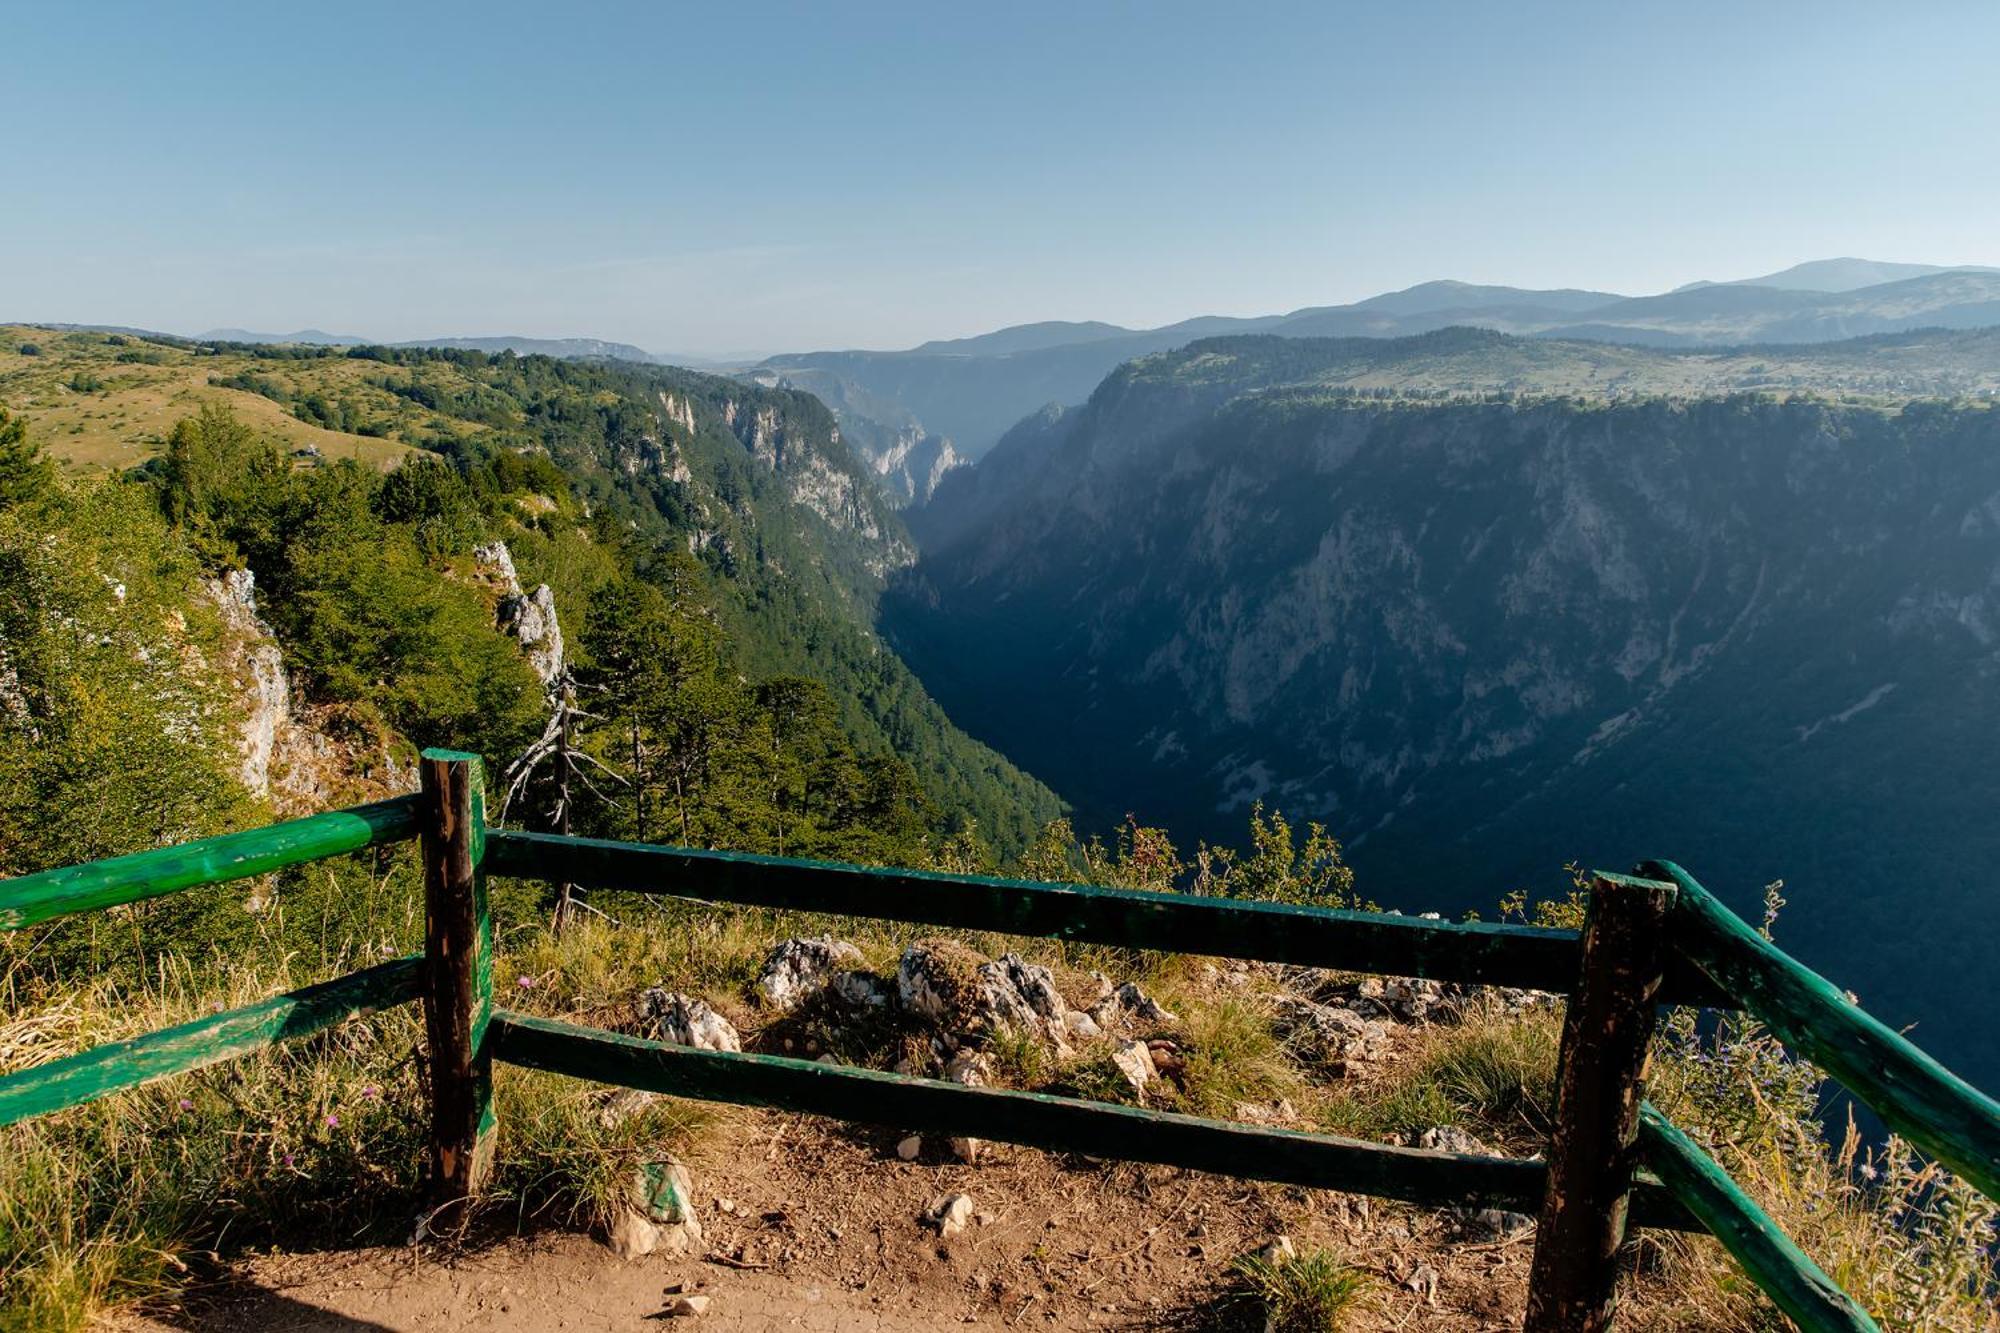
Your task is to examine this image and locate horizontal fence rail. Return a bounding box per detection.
[490,1010,1701,1230]
[0,957,423,1127]
[489,830,1732,1006]
[0,795,424,932]
[1639,1104,1879,1333]
[1646,860,2000,1202]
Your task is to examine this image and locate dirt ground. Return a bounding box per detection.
[111,1106,1541,1332]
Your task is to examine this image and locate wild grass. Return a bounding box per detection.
[1315,1005,1560,1151]
[1230,1248,1373,1331]
[1173,998,1303,1118]
[1643,1010,1999,1332]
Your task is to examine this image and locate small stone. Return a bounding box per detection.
[1403,1263,1439,1302]
[662,1293,711,1318]
[633,990,741,1052]
[949,1136,981,1163]
[1115,981,1175,1022]
[943,1050,991,1087]
[931,1193,975,1238]
[608,1208,660,1260]
[896,1134,923,1161]
[1244,1234,1295,1267]
[1109,1038,1156,1092]
[1463,1207,1536,1240]
[1064,1009,1102,1039]
[1418,1125,1489,1156]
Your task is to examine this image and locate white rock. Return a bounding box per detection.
[896,1134,923,1161]
[931,1193,975,1238]
[755,936,863,1010]
[607,1208,660,1259]
[944,1050,991,1087]
[977,953,1070,1036]
[1110,1038,1157,1092]
[949,1136,981,1163]
[662,1293,711,1318]
[1065,1009,1102,1039]
[829,969,891,1010]
[1418,1125,1488,1156]
[634,990,741,1052]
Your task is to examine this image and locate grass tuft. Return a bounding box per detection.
[1231,1248,1373,1332]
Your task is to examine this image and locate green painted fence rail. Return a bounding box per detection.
[1,758,1995,1333]
[1638,1104,1880,1333]
[486,829,1733,1006]
[490,1008,1700,1231]
[0,957,423,1127]
[0,795,424,932]
[1646,859,2000,1203]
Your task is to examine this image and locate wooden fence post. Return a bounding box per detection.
[420,747,495,1206]
[1524,872,1674,1332]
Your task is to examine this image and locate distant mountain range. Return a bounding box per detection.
[757,259,2000,471]
[1672,257,2000,293]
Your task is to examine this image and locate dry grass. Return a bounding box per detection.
[0,327,417,474]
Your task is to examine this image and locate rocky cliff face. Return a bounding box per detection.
[203,569,413,810]
[889,350,2000,1086]
[475,541,565,688]
[738,365,969,507]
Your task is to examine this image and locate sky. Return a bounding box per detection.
[6,1,1999,357]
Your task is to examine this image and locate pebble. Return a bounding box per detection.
[896,1134,923,1161]
[931,1193,975,1238]
[662,1293,711,1318]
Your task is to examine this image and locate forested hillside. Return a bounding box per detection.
[889,329,2000,1090]
[0,328,1061,867]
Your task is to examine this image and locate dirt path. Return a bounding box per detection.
[110,1107,1538,1331]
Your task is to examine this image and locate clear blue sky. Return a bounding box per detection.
[6,1,1998,355]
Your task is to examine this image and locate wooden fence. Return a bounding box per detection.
[2,748,1996,1332]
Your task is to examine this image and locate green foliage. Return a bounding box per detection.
[151,405,542,757]
[0,407,54,510]
[0,479,249,888]
[1190,804,1357,906]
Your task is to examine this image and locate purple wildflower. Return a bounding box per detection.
[177,1098,194,1112]
[517,975,537,990]
[325,1113,339,1129]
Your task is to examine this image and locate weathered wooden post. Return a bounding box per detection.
[420,747,495,1206]
[1524,872,1674,1332]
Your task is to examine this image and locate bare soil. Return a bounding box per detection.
[110,1105,1540,1332]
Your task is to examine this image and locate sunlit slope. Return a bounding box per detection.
[1,327,414,472]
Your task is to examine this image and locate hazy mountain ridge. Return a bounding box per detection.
[886,329,2000,1087]
[757,261,2000,463]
